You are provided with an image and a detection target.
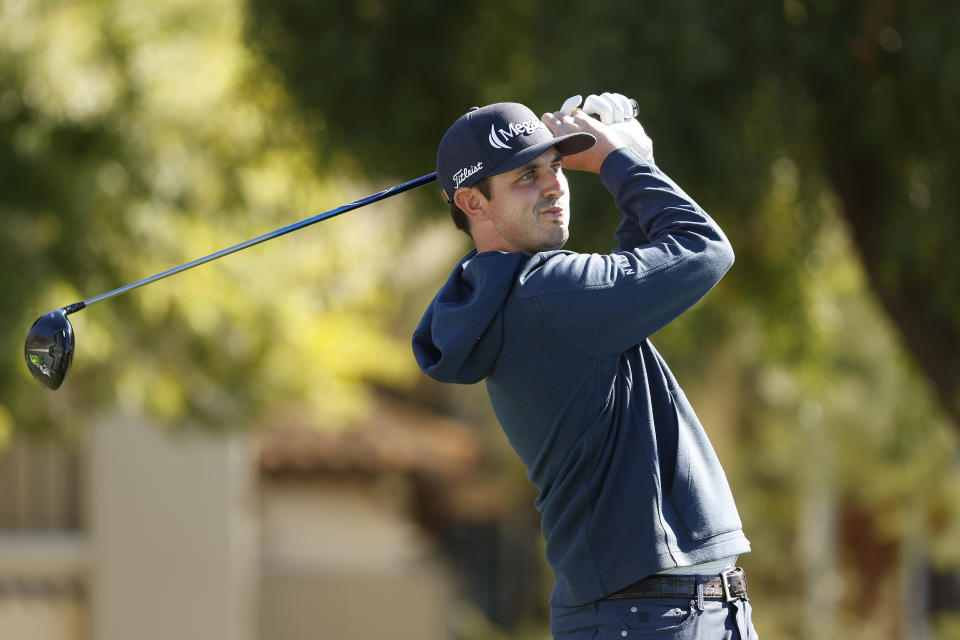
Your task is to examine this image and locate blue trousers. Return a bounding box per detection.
[550,595,757,639]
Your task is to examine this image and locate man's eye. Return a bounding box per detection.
[520,171,534,180]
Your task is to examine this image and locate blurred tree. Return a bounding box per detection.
[246,0,960,427]
[0,0,457,438]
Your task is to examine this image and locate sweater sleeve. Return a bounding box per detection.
[524,148,734,358]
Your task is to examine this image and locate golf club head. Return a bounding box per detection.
[24,308,76,390]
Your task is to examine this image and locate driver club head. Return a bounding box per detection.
[24,308,76,390]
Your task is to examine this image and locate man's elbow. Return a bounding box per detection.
[700,237,735,286]
[718,237,735,273]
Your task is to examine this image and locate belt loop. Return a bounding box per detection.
[695,579,705,611]
[728,597,753,640]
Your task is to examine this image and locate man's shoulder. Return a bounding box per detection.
[515,250,616,295]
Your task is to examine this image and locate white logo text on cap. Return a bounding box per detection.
[453,161,484,189]
[488,119,546,150]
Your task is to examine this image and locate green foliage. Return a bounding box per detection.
[247,0,960,422]
[1,0,459,437]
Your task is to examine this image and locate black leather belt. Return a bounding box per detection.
[605,567,748,602]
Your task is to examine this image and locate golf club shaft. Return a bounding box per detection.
[64,172,438,315]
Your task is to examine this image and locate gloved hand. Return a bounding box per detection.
[561,93,654,163]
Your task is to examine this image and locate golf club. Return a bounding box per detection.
[24,172,437,390]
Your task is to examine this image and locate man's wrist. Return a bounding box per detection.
[600,147,653,190]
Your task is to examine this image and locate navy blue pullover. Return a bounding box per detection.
[413,148,750,606]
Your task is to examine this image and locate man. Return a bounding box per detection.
[413,94,756,639]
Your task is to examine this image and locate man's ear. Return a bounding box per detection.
[453,187,489,221]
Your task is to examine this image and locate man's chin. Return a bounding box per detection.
[543,231,569,252]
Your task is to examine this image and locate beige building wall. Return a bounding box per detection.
[0,534,87,640]
[259,479,451,640]
[2,407,460,640]
[0,434,87,640]
[88,412,258,640]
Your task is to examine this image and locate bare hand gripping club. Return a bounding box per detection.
[24,172,437,389]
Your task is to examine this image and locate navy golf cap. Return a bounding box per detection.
[437,102,596,200]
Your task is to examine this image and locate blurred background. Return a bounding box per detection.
[1,0,959,638]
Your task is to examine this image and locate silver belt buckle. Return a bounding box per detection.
[720,568,742,603]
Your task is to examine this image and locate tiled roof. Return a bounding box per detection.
[257,396,483,479]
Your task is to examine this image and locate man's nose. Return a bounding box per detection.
[542,170,565,198]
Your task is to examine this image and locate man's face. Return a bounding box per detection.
[483,147,570,255]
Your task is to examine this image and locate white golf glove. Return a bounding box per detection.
[561,93,654,163]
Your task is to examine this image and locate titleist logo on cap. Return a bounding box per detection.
[453,161,484,188]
